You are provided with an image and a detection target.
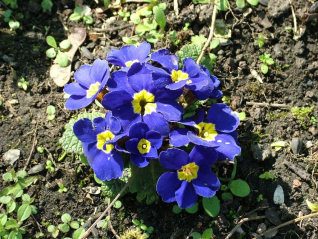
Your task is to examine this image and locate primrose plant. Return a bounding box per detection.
[61,42,241,211]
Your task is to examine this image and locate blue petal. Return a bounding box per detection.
[148,65,172,89]
[83,142,99,165]
[128,63,154,92]
[108,116,122,134]
[130,154,150,168]
[183,58,202,77]
[64,82,87,95]
[92,150,124,181]
[156,99,183,122]
[73,118,96,143]
[175,181,198,209]
[106,49,127,67]
[189,145,218,166]
[151,86,183,101]
[169,128,190,147]
[143,147,158,159]
[182,108,205,126]
[192,168,220,197]
[150,49,179,72]
[112,105,142,134]
[107,71,135,95]
[125,138,140,155]
[129,122,149,139]
[207,104,240,133]
[185,73,209,91]
[102,90,133,110]
[146,131,162,149]
[187,131,218,147]
[143,112,170,137]
[166,80,187,90]
[90,59,110,86]
[193,79,214,100]
[156,172,182,203]
[93,117,106,133]
[159,148,189,170]
[214,134,241,162]
[65,95,94,110]
[74,65,94,88]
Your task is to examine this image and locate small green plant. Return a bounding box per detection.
[132,219,154,238]
[257,194,263,202]
[41,0,53,11]
[236,0,258,8]
[255,34,264,48]
[45,160,55,173]
[191,35,207,45]
[69,5,94,24]
[46,36,71,67]
[190,228,213,239]
[226,210,237,219]
[169,30,180,46]
[291,105,316,128]
[58,183,68,193]
[3,9,20,30]
[119,11,131,21]
[46,105,56,121]
[3,0,18,9]
[259,52,275,74]
[259,171,275,180]
[37,146,45,153]
[17,77,29,91]
[183,22,190,31]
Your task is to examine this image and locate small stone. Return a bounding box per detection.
[264,227,278,238]
[258,0,268,6]
[92,228,99,238]
[268,0,289,18]
[295,57,306,68]
[86,42,96,49]
[2,149,20,165]
[274,44,282,57]
[258,12,272,28]
[306,91,314,98]
[309,2,318,13]
[306,141,313,148]
[307,80,313,86]
[308,127,318,136]
[273,185,284,205]
[74,61,81,70]
[294,41,305,56]
[265,208,282,225]
[81,46,94,60]
[293,179,302,187]
[251,144,272,161]
[291,138,302,154]
[252,108,262,120]
[2,55,13,63]
[256,223,267,234]
[28,164,45,174]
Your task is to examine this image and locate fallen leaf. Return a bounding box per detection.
[50,28,86,87]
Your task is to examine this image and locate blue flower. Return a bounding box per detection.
[149,49,210,91]
[102,63,183,137]
[64,59,110,110]
[107,42,151,68]
[156,146,220,209]
[170,104,241,161]
[125,122,162,167]
[73,112,125,181]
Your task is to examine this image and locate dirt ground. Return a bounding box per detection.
[1,0,318,238]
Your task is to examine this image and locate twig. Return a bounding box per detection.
[23,128,37,171]
[288,0,297,34]
[108,198,121,239]
[225,216,266,239]
[197,0,218,64]
[186,228,194,239]
[80,168,140,239]
[283,160,311,182]
[32,214,43,234]
[225,0,239,22]
[246,102,290,109]
[92,24,134,32]
[253,212,318,239]
[174,0,179,16]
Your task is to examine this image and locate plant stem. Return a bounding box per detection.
[79,168,140,239]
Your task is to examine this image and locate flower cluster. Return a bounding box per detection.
[65,42,241,209]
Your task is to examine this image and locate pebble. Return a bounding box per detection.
[2,149,20,165]
[251,144,272,161]
[256,223,267,234]
[306,141,313,148]
[28,164,45,174]
[265,208,282,225]
[258,0,268,6]
[92,228,99,238]
[273,44,282,57]
[273,185,284,205]
[2,55,13,63]
[74,61,81,70]
[309,2,318,13]
[268,0,289,18]
[291,138,302,154]
[81,46,94,60]
[307,80,313,86]
[294,41,305,56]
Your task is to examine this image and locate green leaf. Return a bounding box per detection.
[210,39,220,49]
[176,44,203,65]
[202,228,213,239]
[214,20,231,38]
[236,0,245,8]
[158,3,167,10]
[59,40,71,50]
[307,199,318,212]
[113,200,122,209]
[61,213,71,223]
[70,221,79,229]
[261,63,268,74]
[247,0,258,6]
[21,194,30,202]
[202,196,220,217]
[59,112,105,154]
[237,112,246,121]
[83,15,94,24]
[9,20,20,30]
[74,5,84,15]
[46,36,57,48]
[172,205,182,214]
[0,214,8,226]
[47,225,55,232]
[69,13,82,21]
[46,105,56,115]
[266,58,275,65]
[73,228,86,239]
[100,168,130,198]
[46,48,56,58]
[259,55,265,62]
[153,6,166,31]
[4,9,12,22]
[18,204,32,221]
[140,224,148,230]
[132,219,140,226]
[129,160,164,204]
[41,0,53,11]
[130,13,140,24]
[0,196,12,204]
[7,201,17,213]
[191,35,207,45]
[221,192,234,201]
[16,170,27,179]
[58,223,70,233]
[1,176,37,198]
[56,51,69,67]
[104,0,111,8]
[47,115,55,121]
[190,232,202,239]
[228,179,250,197]
[8,230,22,239]
[146,31,164,44]
[5,219,19,230]
[147,226,154,233]
[52,228,59,238]
[218,0,229,11]
[185,203,198,213]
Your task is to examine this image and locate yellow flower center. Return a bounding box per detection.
[178,162,199,182]
[125,59,139,67]
[137,138,151,154]
[86,82,101,98]
[195,122,218,141]
[96,130,114,154]
[171,70,189,83]
[131,90,157,115]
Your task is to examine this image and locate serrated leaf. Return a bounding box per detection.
[202,196,220,217]
[129,160,164,204]
[176,44,203,64]
[59,112,104,154]
[153,6,166,31]
[266,58,275,65]
[100,168,130,198]
[229,179,250,197]
[18,204,32,221]
[46,36,57,48]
